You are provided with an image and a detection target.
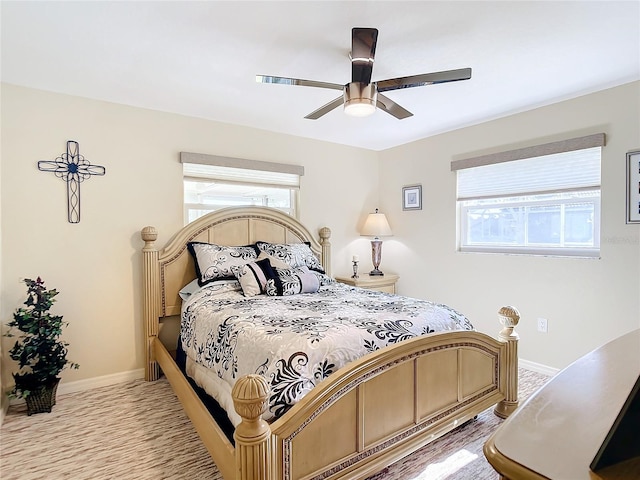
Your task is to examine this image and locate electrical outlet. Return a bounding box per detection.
[537,317,548,333]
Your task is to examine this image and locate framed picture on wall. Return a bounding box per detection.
[627,150,640,224]
[402,184,422,211]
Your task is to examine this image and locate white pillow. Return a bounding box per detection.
[178,279,201,300]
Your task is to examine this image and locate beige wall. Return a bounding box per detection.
[0,84,379,388]
[378,81,640,370]
[2,81,638,392]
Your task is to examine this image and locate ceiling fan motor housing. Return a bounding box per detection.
[344,82,378,116]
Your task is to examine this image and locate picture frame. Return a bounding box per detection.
[402,184,422,211]
[627,150,640,224]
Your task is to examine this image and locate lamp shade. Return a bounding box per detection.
[360,209,392,238]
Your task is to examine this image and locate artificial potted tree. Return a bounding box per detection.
[5,277,79,415]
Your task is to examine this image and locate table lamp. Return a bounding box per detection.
[360,208,393,276]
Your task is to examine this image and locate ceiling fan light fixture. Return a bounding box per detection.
[344,82,377,117]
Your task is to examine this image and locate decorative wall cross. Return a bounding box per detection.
[38,140,106,223]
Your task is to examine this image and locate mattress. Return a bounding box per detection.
[180,281,473,427]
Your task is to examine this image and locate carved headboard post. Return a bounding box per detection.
[319,227,332,277]
[141,226,161,381]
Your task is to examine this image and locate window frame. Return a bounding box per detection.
[452,134,605,258]
[458,191,601,257]
[181,153,303,225]
[183,178,299,224]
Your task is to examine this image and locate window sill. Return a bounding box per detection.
[458,246,600,259]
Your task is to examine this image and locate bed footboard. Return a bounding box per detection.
[233,308,520,480]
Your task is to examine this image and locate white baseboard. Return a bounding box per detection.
[3,361,557,413]
[519,358,560,376]
[57,368,145,395]
[8,368,145,406]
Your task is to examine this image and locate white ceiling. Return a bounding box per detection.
[2,1,639,151]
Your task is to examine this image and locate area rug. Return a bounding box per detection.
[0,368,549,480]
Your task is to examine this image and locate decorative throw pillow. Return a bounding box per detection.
[296,267,321,293]
[235,257,277,297]
[265,266,321,296]
[256,251,290,269]
[311,271,335,286]
[255,241,325,273]
[187,242,258,286]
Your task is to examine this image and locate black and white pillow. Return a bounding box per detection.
[255,241,325,273]
[187,242,258,286]
[265,266,321,296]
[235,257,276,297]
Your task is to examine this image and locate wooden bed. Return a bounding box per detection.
[140,206,520,480]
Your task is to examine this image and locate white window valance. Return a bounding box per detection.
[180,152,304,176]
[450,133,605,171]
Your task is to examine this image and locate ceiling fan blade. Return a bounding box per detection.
[256,75,343,91]
[304,96,344,120]
[377,93,413,119]
[377,67,472,92]
[351,27,378,84]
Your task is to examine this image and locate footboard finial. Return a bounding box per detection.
[497,305,520,336]
[495,306,520,418]
[233,375,272,480]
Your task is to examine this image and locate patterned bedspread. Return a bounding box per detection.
[180,281,473,426]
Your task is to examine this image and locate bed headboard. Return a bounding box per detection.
[140,206,332,380]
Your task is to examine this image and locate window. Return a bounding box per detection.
[452,134,604,257]
[181,153,302,224]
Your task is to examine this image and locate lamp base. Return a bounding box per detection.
[369,240,384,276]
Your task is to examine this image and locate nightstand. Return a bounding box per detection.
[335,274,399,294]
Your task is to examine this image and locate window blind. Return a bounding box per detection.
[183,163,300,188]
[457,147,602,200]
[181,152,302,189]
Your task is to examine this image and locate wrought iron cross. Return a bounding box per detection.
[38,140,106,223]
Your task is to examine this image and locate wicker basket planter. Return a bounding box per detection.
[24,378,60,415]
[4,278,78,415]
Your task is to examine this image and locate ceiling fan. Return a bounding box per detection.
[256,27,472,120]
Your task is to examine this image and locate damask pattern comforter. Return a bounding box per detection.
[180,281,473,426]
